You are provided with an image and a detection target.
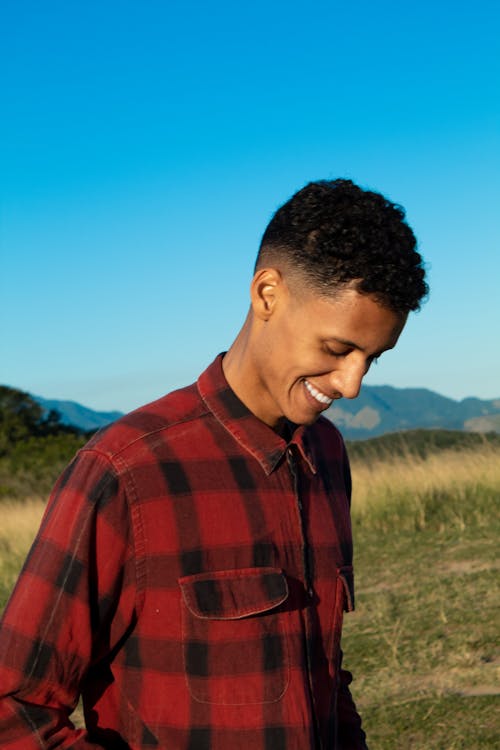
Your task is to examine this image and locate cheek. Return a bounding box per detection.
[304,354,333,376]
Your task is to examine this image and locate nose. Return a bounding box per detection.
[328,361,364,400]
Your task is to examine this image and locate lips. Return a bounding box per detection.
[303,379,334,407]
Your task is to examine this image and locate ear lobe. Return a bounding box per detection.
[250,268,282,321]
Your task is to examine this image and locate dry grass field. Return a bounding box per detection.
[344,443,500,748]
[350,442,500,532]
[0,498,46,606]
[1,439,499,747]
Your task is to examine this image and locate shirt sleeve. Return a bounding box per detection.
[0,448,139,749]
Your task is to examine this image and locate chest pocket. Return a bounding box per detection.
[179,567,289,705]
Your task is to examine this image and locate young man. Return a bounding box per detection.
[0,179,427,749]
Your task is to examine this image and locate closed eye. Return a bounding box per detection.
[324,345,351,358]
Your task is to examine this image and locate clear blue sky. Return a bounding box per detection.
[1,0,499,412]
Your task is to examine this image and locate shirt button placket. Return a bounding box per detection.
[286,447,313,594]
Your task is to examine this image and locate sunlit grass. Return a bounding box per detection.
[350,443,500,532]
[0,498,45,606]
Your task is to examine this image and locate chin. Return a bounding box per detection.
[290,411,322,427]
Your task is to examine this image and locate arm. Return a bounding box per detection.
[0,449,138,749]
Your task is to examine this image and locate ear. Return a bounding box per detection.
[249,268,284,321]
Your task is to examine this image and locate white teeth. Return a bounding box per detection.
[304,379,333,406]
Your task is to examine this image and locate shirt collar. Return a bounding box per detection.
[197,353,317,476]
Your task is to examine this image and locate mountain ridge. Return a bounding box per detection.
[34,395,123,433]
[31,386,500,440]
[324,385,500,438]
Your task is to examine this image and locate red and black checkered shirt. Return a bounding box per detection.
[0,354,367,749]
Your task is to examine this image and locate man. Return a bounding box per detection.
[0,179,427,749]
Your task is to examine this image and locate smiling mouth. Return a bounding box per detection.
[303,379,334,407]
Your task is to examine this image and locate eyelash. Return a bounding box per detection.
[324,347,348,358]
[325,347,379,365]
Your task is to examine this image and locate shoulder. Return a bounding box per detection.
[308,415,348,456]
[82,381,208,462]
[307,416,352,500]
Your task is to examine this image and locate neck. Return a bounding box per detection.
[222,312,252,401]
[222,313,286,434]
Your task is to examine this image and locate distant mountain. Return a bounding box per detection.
[31,386,500,439]
[34,396,123,433]
[325,385,500,439]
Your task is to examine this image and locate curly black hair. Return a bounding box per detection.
[256,179,428,314]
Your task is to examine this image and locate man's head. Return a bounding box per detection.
[224,179,428,430]
[255,178,427,314]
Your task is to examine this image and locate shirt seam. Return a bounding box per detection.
[77,447,148,616]
[86,406,213,461]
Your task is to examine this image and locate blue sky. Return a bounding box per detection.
[1,0,499,412]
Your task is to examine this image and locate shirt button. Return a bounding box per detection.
[308,586,314,597]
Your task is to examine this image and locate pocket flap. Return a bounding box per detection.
[179,567,288,620]
[338,565,355,612]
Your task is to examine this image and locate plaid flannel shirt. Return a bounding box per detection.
[0,354,367,749]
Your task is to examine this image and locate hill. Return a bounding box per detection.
[34,395,123,432]
[3,383,500,439]
[345,428,500,462]
[0,386,88,499]
[2,383,500,502]
[325,385,500,439]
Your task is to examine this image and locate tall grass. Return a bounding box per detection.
[349,443,500,532]
[0,499,45,607]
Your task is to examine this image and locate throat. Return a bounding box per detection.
[275,419,296,441]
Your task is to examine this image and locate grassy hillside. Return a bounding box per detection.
[0,433,88,499]
[0,385,88,499]
[1,432,499,747]
[346,427,500,461]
